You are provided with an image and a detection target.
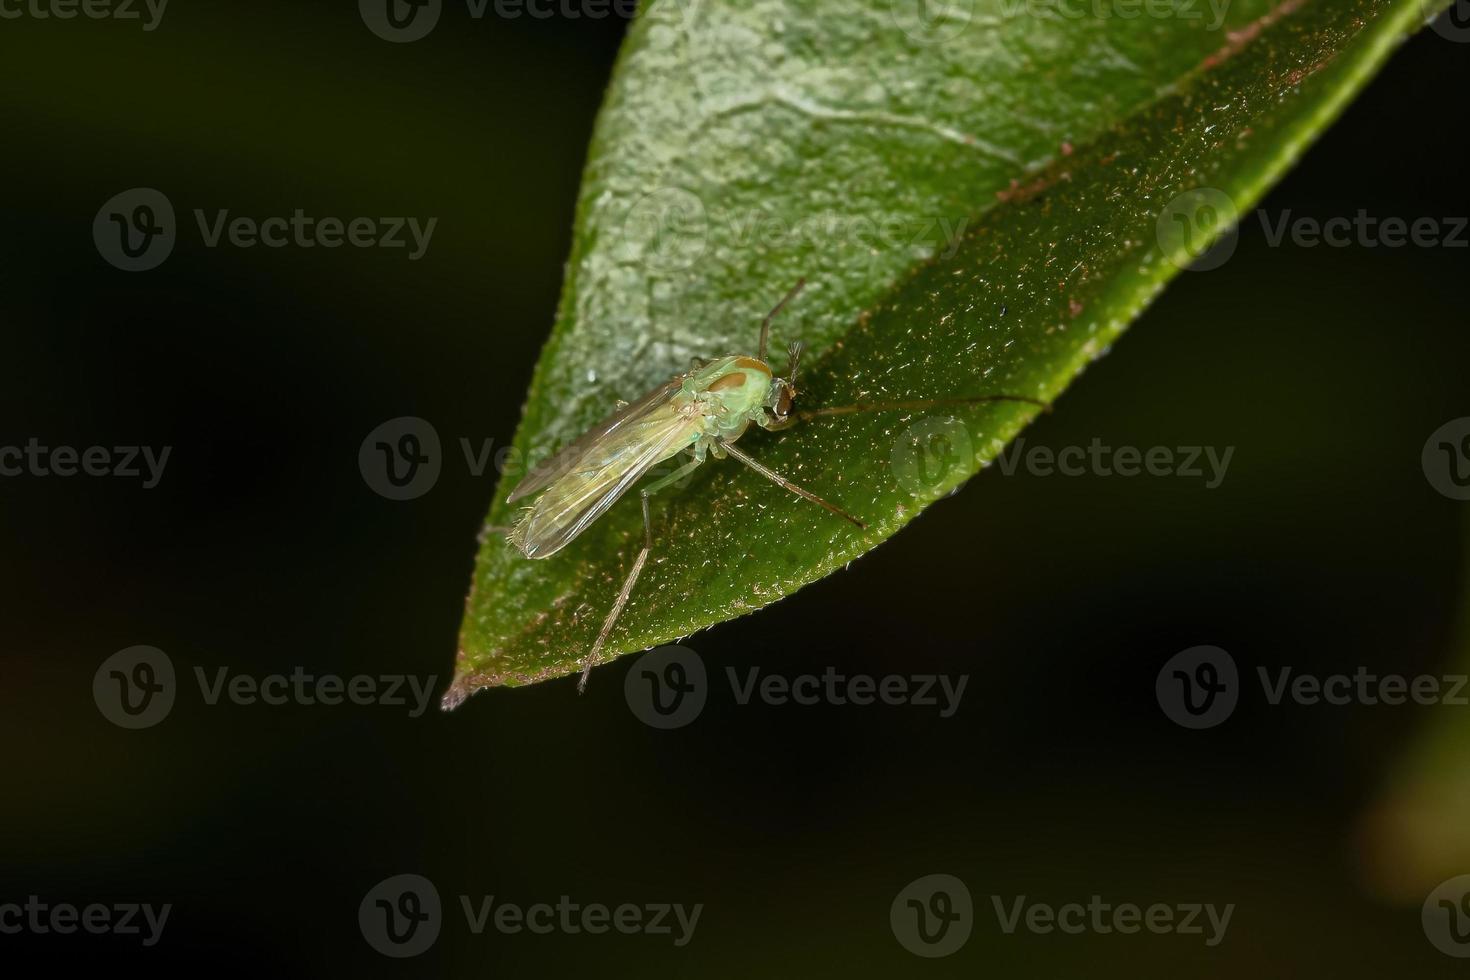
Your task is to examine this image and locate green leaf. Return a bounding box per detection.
[448,0,1444,703]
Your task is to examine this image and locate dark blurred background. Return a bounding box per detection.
[3,1,1469,976]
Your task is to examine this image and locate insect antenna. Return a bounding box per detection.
[785,340,805,382]
[758,278,807,363]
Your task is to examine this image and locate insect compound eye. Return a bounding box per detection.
[776,386,794,417]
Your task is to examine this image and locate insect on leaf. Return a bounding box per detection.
[448,0,1451,702]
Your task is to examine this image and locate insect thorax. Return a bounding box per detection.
[684,354,774,442]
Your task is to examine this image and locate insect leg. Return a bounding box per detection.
[578,457,703,693]
[717,440,866,530]
[797,394,1049,421]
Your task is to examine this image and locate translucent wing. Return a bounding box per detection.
[507,399,700,559]
[507,376,684,504]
